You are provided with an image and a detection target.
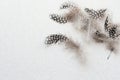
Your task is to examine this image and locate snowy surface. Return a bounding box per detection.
[0,0,120,80]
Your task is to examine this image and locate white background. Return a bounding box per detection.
[0,0,120,80]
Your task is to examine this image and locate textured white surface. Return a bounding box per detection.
[0,0,120,80]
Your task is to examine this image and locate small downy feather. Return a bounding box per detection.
[45,34,80,51]
[50,2,80,24]
[104,17,120,59]
[45,33,86,64]
[50,2,87,27]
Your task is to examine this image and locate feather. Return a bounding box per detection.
[104,16,120,39]
[45,34,68,45]
[92,31,108,43]
[45,33,80,51]
[84,8,106,19]
[60,1,76,9]
[45,33,86,64]
[50,14,68,24]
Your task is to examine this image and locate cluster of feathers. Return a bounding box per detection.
[45,2,120,60]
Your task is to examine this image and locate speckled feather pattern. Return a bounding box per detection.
[50,14,68,24]
[45,34,68,45]
[84,8,106,19]
[60,2,75,9]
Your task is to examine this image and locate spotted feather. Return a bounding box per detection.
[84,8,106,19]
[50,14,68,24]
